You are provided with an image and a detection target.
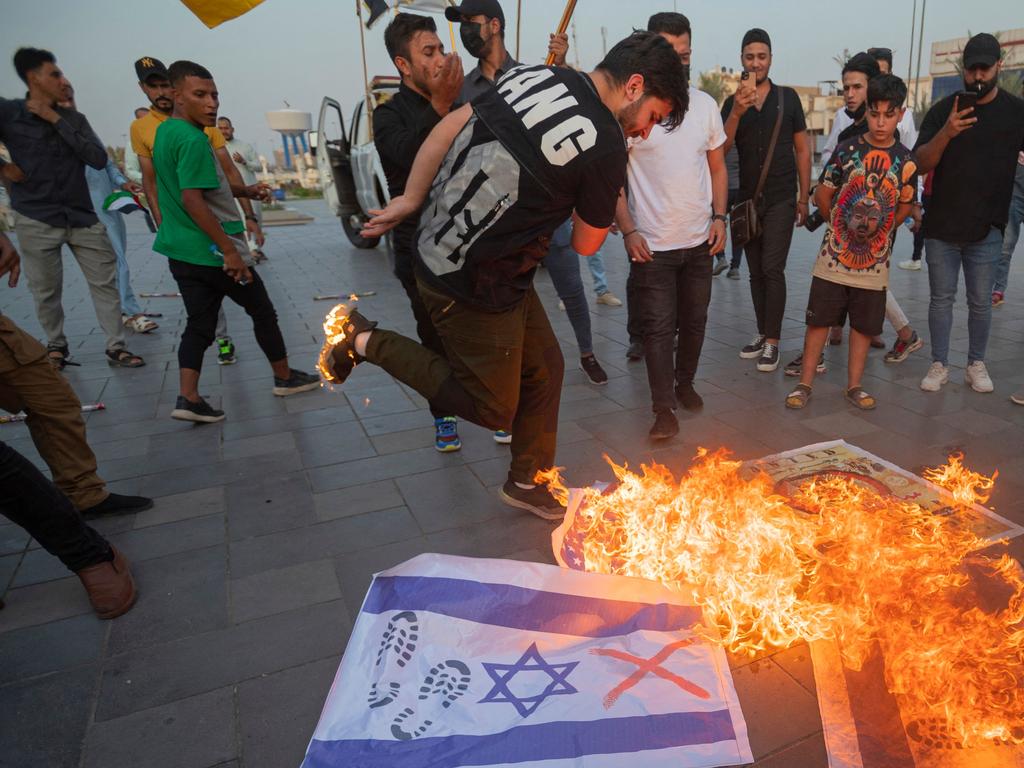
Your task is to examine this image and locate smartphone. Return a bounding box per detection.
[957,91,979,112]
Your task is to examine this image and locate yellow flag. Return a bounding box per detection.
[180,0,267,28]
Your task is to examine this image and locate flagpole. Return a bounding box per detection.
[356,0,374,140]
[545,0,578,66]
[446,0,458,52]
[515,0,522,61]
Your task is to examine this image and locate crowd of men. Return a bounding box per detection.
[1,2,1023,616]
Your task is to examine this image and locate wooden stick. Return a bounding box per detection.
[545,0,578,66]
[515,0,522,60]
[2,403,105,425]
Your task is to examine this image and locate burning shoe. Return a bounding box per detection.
[499,478,565,520]
[318,307,377,385]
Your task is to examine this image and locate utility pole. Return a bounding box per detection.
[913,0,927,111]
[601,26,608,58]
[906,0,917,85]
[571,21,580,69]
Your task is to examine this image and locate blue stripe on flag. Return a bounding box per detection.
[302,710,737,768]
[362,575,701,638]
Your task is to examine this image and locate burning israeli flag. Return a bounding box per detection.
[301,553,752,768]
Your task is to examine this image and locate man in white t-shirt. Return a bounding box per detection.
[615,12,728,440]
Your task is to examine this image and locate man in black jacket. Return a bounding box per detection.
[373,14,465,452]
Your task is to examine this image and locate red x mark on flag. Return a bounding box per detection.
[591,638,711,709]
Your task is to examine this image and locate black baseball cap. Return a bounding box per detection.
[963,33,1000,69]
[134,56,168,83]
[445,0,504,27]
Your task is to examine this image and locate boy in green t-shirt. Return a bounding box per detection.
[154,60,318,422]
[786,74,918,411]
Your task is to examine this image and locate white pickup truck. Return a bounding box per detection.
[309,77,399,250]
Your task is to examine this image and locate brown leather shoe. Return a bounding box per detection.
[75,546,137,619]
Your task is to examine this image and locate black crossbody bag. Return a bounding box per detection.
[729,87,785,248]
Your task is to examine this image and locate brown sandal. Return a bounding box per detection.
[845,386,876,410]
[786,383,812,409]
[106,349,146,368]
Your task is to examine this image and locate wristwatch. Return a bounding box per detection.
[711,214,728,222]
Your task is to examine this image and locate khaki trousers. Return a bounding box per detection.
[13,211,126,352]
[0,315,108,510]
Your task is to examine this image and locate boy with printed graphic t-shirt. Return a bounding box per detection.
[152,61,318,424]
[786,74,917,412]
[320,32,687,521]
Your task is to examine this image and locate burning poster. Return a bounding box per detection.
[549,441,1024,766]
[301,553,753,768]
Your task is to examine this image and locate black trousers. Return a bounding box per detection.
[625,255,643,346]
[744,198,796,340]
[398,273,453,420]
[631,244,713,413]
[727,188,745,269]
[0,440,111,573]
[169,259,287,372]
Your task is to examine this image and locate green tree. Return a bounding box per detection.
[698,70,726,106]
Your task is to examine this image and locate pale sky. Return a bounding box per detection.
[1,0,1019,158]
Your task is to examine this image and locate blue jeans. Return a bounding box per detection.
[994,164,1024,294]
[96,209,143,317]
[545,220,592,356]
[925,228,1002,365]
[585,247,609,296]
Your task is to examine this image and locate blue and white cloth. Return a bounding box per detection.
[301,553,752,768]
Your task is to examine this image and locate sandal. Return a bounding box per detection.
[106,349,146,368]
[786,383,812,409]
[46,343,70,371]
[845,386,876,410]
[122,314,159,333]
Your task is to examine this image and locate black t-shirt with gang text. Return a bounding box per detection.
[916,89,1024,243]
[414,65,627,310]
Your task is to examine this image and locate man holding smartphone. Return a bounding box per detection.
[914,33,1024,396]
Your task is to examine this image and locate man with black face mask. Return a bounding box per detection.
[915,33,1024,396]
[446,0,567,104]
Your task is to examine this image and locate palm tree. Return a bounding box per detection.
[698,71,726,106]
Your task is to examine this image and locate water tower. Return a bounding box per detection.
[266,108,312,169]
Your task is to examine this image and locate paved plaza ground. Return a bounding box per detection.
[2,199,1023,767]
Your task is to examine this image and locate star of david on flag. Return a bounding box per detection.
[301,553,752,768]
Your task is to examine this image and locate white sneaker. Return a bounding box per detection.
[898,259,922,271]
[1011,389,1024,405]
[557,300,565,311]
[596,291,623,307]
[964,361,994,393]
[920,362,949,392]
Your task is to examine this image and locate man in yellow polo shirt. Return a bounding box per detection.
[129,56,265,364]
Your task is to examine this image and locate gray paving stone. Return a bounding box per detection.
[293,421,377,469]
[397,465,506,533]
[230,559,341,624]
[731,657,823,760]
[0,523,30,557]
[0,576,92,632]
[226,471,317,540]
[237,656,340,768]
[10,546,73,588]
[313,478,405,522]
[307,445,465,493]
[134,486,226,529]
[228,505,420,579]
[96,599,351,720]
[220,405,356,442]
[0,613,106,685]
[136,450,304,498]
[80,687,236,768]
[0,553,19,592]
[109,514,226,563]
[333,537,432,615]
[107,545,228,655]
[0,663,97,768]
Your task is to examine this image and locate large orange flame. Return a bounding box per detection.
[539,449,1024,746]
[317,302,352,384]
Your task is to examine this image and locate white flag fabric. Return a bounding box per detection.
[301,553,752,768]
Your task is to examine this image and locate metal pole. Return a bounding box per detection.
[545,0,578,66]
[906,0,917,85]
[913,0,927,111]
[515,0,522,61]
[355,0,374,140]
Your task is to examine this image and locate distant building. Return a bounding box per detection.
[927,27,1024,101]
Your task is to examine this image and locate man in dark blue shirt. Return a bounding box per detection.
[0,48,144,369]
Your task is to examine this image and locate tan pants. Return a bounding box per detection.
[13,211,126,352]
[0,315,108,510]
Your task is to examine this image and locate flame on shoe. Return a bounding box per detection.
[540,449,1023,746]
[317,302,353,384]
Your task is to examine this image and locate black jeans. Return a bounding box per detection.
[398,273,453,420]
[625,255,643,346]
[169,259,287,372]
[744,198,796,340]
[727,188,745,269]
[0,440,111,573]
[631,244,713,413]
